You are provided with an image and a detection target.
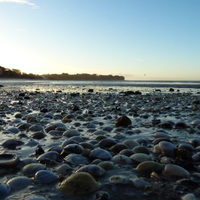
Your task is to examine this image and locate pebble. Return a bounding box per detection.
[22,163,47,176]
[130,153,151,163]
[162,164,190,178]
[0,183,10,198]
[89,148,112,160]
[75,164,105,177]
[55,163,72,175]
[181,193,197,200]
[98,161,115,171]
[34,170,58,184]
[62,129,80,137]
[136,161,164,175]
[112,154,132,165]
[58,172,99,195]
[64,153,89,167]
[158,141,177,157]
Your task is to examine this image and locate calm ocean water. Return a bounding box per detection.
[0,79,200,93]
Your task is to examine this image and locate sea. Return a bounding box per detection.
[0,79,200,94]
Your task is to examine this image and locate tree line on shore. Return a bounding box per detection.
[0,66,42,79]
[0,66,124,81]
[44,73,124,81]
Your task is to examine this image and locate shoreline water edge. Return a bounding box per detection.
[0,80,200,199]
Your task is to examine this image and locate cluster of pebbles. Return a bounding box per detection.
[0,83,200,200]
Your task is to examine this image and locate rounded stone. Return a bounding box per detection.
[181,193,196,200]
[58,172,99,195]
[162,164,190,178]
[130,153,151,163]
[115,115,132,127]
[133,146,149,154]
[89,148,112,160]
[136,161,164,175]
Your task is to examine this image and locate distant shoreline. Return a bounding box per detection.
[0,78,125,81]
[0,66,124,81]
[1,78,200,82]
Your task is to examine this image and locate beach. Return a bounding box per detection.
[0,80,200,200]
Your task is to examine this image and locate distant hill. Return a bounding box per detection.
[43,73,124,81]
[0,66,125,81]
[0,66,42,79]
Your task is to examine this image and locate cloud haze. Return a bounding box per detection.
[0,0,37,8]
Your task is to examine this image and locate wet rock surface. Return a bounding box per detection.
[0,83,200,199]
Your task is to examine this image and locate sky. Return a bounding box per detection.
[0,0,200,80]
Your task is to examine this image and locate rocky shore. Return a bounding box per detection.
[0,83,200,200]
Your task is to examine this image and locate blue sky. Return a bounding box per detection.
[0,0,199,80]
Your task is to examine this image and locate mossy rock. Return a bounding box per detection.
[136,161,164,175]
[58,172,99,195]
[133,146,149,154]
[98,161,115,171]
[162,164,190,178]
[30,131,46,139]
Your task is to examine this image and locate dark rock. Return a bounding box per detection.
[192,100,200,104]
[155,89,161,92]
[70,93,80,97]
[95,190,110,200]
[135,90,142,95]
[40,108,48,113]
[18,101,24,105]
[17,123,31,131]
[109,143,128,154]
[152,119,161,125]
[88,89,94,92]
[169,88,174,92]
[71,104,80,111]
[35,145,45,158]
[14,112,22,118]
[119,91,142,96]
[115,115,132,127]
[175,121,189,129]
[1,139,24,150]
[19,92,26,97]
[24,96,30,100]
[99,138,117,149]
[119,149,135,156]
[158,121,174,129]
[124,91,135,95]
[133,113,140,117]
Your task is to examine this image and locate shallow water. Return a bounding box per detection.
[0,79,200,92]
